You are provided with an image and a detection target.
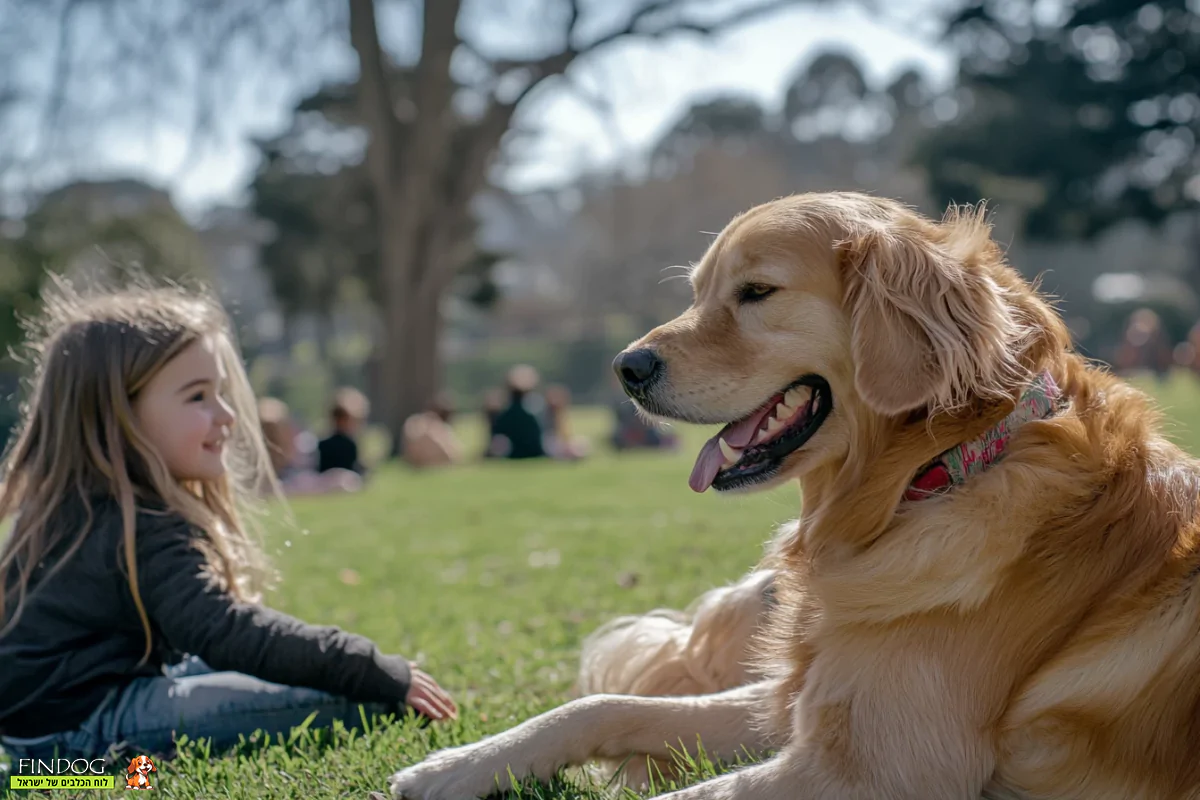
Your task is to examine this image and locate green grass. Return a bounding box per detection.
[7,371,1200,799]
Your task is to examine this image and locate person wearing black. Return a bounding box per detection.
[317,387,368,475]
[488,365,548,460]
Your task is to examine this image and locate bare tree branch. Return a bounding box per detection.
[348,0,396,196]
[497,0,807,110]
[0,0,335,197]
[37,0,82,163]
[415,93,518,296]
[413,0,816,297]
[401,0,464,188]
[563,0,584,50]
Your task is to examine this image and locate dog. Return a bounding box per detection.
[391,192,1200,800]
[125,754,155,789]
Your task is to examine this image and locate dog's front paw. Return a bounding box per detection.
[389,746,512,800]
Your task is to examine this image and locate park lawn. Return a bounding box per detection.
[6,371,1200,799]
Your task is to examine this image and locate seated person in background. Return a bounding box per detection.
[258,397,361,496]
[488,365,546,460]
[542,384,590,461]
[258,397,301,481]
[317,387,369,475]
[402,393,463,469]
[480,388,506,459]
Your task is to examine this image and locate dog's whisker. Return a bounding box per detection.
[660,265,693,275]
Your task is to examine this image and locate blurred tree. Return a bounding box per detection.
[249,76,504,343]
[783,50,871,138]
[539,53,936,342]
[918,0,1200,240]
[663,95,771,143]
[560,93,794,333]
[0,0,815,454]
[250,102,379,335]
[651,94,774,173]
[0,180,207,360]
[0,228,44,364]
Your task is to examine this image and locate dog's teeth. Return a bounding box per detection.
[754,418,782,444]
[775,402,795,420]
[784,387,810,409]
[719,437,741,464]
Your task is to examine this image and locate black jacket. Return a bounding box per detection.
[0,498,411,738]
[491,397,547,460]
[317,432,363,474]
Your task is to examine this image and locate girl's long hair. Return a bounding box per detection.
[0,276,279,662]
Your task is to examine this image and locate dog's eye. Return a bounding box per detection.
[737,283,777,304]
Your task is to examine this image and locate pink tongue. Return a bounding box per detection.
[688,402,777,493]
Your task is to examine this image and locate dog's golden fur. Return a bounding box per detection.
[390,192,1200,800]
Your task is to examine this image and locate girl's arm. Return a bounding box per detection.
[135,518,412,707]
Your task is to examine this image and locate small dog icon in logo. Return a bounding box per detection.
[125,755,156,790]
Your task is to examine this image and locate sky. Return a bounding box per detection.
[31,0,959,219]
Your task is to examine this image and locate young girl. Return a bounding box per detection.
[0,280,456,763]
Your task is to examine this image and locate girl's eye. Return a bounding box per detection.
[737,283,777,304]
[188,391,205,403]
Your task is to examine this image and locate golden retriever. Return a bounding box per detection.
[390,192,1200,800]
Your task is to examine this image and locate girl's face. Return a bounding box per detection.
[134,336,236,482]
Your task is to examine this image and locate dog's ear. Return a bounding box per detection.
[127,758,138,774]
[842,215,1023,416]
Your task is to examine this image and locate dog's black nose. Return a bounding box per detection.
[613,348,663,394]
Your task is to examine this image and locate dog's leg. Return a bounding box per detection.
[650,661,996,800]
[389,681,779,800]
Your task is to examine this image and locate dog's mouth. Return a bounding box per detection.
[688,375,832,493]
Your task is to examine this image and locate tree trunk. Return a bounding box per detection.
[397,294,443,450]
[378,293,444,455]
[377,217,451,456]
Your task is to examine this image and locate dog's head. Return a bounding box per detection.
[614,192,1067,495]
[127,755,156,775]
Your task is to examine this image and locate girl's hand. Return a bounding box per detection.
[406,664,458,721]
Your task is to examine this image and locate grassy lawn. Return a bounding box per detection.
[5,370,1200,799]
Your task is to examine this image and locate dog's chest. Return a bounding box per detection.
[809,498,1032,623]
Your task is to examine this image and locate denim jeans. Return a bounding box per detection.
[0,656,400,761]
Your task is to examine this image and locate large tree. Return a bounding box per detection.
[918,0,1200,241]
[0,0,813,454]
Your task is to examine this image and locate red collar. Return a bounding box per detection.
[904,372,1063,503]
